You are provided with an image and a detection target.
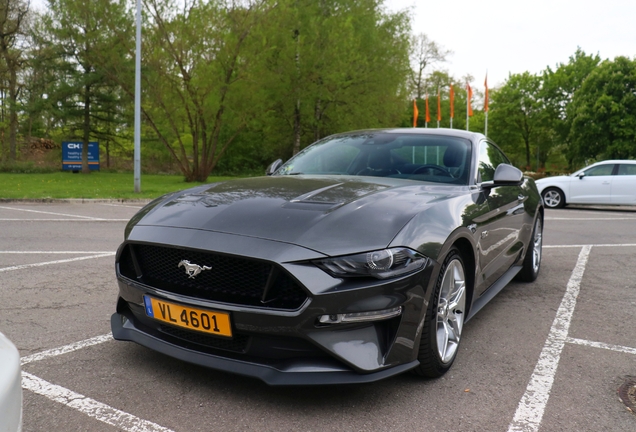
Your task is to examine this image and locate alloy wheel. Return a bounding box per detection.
[543,190,561,208]
[436,259,466,363]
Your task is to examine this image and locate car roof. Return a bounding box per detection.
[327,128,485,141]
[591,159,636,164]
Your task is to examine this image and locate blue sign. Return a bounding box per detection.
[62,141,100,171]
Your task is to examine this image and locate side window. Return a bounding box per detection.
[617,164,636,175]
[584,164,614,176]
[477,141,510,182]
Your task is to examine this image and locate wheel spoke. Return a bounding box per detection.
[532,218,542,272]
[437,323,449,360]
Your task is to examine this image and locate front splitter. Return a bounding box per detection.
[111,313,419,386]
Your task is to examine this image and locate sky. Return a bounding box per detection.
[384,0,636,87]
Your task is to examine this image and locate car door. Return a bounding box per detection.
[569,163,615,204]
[475,141,525,294]
[611,163,636,204]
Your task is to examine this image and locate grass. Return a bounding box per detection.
[0,172,239,199]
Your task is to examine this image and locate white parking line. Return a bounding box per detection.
[22,372,174,432]
[544,243,636,248]
[0,251,115,254]
[0,218,129,221]
[0,205,103,219]
[0,253,115,273]
[566,337,636,356]
[99,203,146,209]
[508,245,592,432]
[21,334,113,366]
[546,217,636,221]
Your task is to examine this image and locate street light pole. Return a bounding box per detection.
[134,0,142,193]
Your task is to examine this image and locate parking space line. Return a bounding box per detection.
[544,243,636,248]
[0,253,115,273]
[21,333,113,366]
[98,203,146,209]
[508,245,592,432]
[566,337,636,356]
[0,205,104,220]
[22,372,174,432]
[546,217,636,221]
[0,251,115,254]
[0,218,129,221]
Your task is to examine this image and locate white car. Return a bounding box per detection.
[535,160,636,208]
[0,331,22,432]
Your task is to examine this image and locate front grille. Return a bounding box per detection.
[119,243,307,310]
[159,324,250,352]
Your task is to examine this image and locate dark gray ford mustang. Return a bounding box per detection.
[111,129,543,385]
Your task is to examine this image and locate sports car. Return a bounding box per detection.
[535,160,636,208]
[111,128,544,385]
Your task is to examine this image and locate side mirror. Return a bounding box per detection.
[492,164,523,186]
[266,159,283,176]
[577,172,585,179]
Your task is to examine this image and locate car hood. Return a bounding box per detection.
[536,175,573,184]
[535,175,573,190]
[129,176,463,256]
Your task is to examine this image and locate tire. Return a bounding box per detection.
[542,188,565,208]
[515,215,543,282]
[413,247,467,378]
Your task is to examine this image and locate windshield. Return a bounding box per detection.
[276,133,472,185]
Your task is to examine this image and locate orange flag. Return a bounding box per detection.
[467,82,474,117]
[484,74,489,112]
[449,85,455,119]
[437,89,441,122]
[425,95,431,122]
[413,99,419,127]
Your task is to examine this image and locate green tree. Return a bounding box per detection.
[0,0,29,162]
[43,0,130,173]
[542,48,600,166]
[105,0,272,182]
[412,71,474,131]
[489,72,551,169]
[569,56,636,162]
[258,0,411,159]
[409,33,451,99]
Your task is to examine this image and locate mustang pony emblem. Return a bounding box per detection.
[178,260,212,279]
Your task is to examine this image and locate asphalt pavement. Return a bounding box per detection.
[1,202,635,431]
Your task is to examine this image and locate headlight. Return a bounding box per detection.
[314,247,427,279]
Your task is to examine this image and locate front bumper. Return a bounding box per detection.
[111,227,436,385]
[111,312,418,385]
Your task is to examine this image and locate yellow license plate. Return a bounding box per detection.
[143,296,232,338]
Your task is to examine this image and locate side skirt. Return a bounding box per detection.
[465,265,522,322]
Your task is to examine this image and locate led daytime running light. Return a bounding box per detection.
[319,306,402,324]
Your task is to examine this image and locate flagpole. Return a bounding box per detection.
[134,0,142,193]
[449,84,454,129]
[425,94,430,128]
[485,111,488,138]
[466,85,469,131]
[437,87,440,128]
[484,73,489,138]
